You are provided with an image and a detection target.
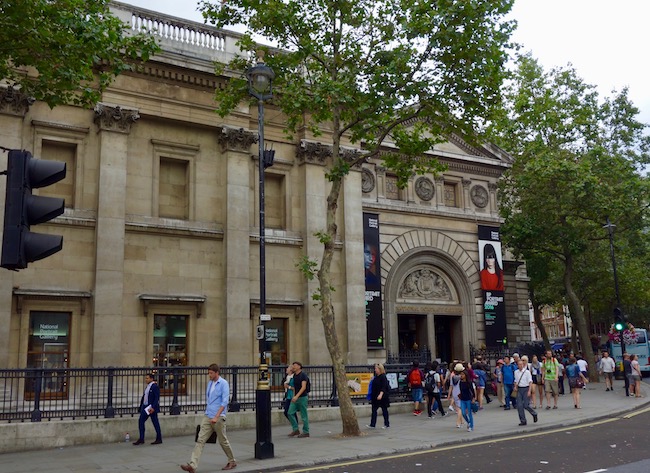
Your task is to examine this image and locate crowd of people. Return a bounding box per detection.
[355,348,645,434]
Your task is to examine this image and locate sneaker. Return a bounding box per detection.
[606,388,610,391]
[533,414,538,423]
[467,427,473,432]
[365,424,376,429]
[413,410,418,416]
[382,425,389,429]
[448,405,455,412]
[415,410,422,416]
[456,424,462,428]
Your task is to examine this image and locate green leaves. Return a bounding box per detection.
[0,0,159,108]
[206,0,515,163]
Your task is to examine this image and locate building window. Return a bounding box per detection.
[26,311,71,399]
[385,175,400,200]
[444,183,458,207]
[158,157,189,219]
[153,314,188,395]
[265,173,286,229]
[39,140,76,208]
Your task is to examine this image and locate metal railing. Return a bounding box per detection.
[0,364,417,423]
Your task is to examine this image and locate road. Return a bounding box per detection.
[277,407,650,473]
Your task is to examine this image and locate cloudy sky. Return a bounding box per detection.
[122,0,650,126]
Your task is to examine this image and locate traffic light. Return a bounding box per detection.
[613,307,625,331]
[2,149,66,270]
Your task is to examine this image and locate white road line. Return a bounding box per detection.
[583,469,607,473]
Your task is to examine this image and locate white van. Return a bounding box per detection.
[610,328,650,376]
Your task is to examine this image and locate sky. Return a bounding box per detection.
[122,0,650,126]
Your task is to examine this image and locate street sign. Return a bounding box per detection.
[260,314,271,321]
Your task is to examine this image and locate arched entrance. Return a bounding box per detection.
[381,230,481,363]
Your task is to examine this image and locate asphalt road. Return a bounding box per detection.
[276,406,650,473]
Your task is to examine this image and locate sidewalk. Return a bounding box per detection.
[1,381,647,473]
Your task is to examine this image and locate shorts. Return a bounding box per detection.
[411,387,423,402]
[544,379,559,395]
[629,374,641,382]
[604,372,613,382]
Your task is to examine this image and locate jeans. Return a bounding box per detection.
[460,399,473,428]
[288,396,309,433]
[504,383,516,408]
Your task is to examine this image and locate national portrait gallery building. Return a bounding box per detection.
[0,2,531,377]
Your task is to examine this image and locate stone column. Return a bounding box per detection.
[0,87,34,368]
[342,153,366,364]
[435,176,445,207]
[297,141,331,364]
[218,126,257,364]
[426,312,436,360]
[462,178,472,211]
[488,182,498,215]
[92,103,139,367]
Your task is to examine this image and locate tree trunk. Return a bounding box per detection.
[563,253,599,382]
[531,290,551,351]
[315,134,360,436]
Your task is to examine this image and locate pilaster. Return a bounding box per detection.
[297,140,330,364]
[0,88,33,368]
[342,164,366,364]
[218,126,257,364]
[92,103,139,366]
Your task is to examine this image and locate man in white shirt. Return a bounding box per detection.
[599,351,616,391]
[514,359,538,426]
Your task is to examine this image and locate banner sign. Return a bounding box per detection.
[364,213,384,348]
[478,225,507,347]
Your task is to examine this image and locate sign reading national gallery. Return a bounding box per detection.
[478,225,507,347]
[364,213,384,348]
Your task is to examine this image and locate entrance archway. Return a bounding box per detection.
[381,230,481,363]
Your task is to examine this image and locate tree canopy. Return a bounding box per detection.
[488,54,650,376]
[0,0,158,108]
[203,0,516,435]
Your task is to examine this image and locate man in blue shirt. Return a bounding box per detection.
[181,364,237,472]
[502,355,517,410]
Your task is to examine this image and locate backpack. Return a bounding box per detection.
[424,372,435,392]
[408,368,422,387]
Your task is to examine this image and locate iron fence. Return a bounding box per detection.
[0,364,417,423]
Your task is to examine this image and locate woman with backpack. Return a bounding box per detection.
[366,363,390,429]
[425,361,446,418]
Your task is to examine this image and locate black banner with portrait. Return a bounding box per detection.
[364,213,383,348]
[478,225,508,348]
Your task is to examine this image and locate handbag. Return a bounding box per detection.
[195,424,217,444]
[510,386,518,398]
[575,378,585,389]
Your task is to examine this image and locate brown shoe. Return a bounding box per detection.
[297,433,310,438]
[222,462,237,470]
[288,430,300,437]
[180,464,196,473]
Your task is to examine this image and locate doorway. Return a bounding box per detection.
[435,315,462,363]
[398,314,428,353]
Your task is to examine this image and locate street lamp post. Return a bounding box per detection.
[248,56,275,460]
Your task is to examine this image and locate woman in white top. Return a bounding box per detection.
[630,354,643,398]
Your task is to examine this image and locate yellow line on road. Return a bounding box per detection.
[622,405,650,418]
[281,417,620,473]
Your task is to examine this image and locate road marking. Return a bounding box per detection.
[622,405,650,418]
[280,417,621,473]
[583,469,607,473]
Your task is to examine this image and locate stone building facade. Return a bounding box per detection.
[0,2,530,375]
